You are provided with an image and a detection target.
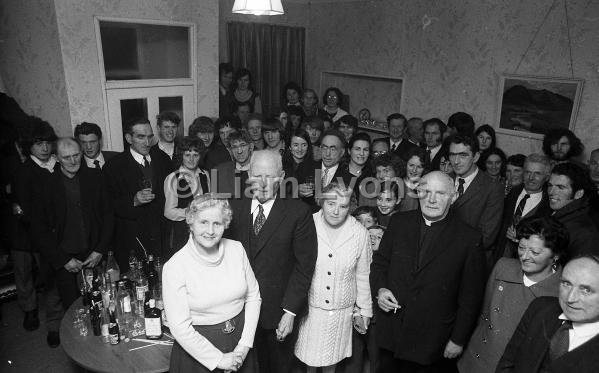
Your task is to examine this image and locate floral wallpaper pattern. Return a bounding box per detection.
[304,0,599,157]
[0,0,72,135]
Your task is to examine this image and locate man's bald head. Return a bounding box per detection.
[56,137,82,177]
[417,171,457,222]
[248,150,285,202]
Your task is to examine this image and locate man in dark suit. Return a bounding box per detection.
[385,113,419,161]
[74,122,117,170]
[548,162,599,257]
[423,118,447,170]
[298,129,353,209]
[213,130,252,199]
[448,135,504,256]
[497,255,599,372]
[103,117,171,270]
[226,150,317,373]
[35,138,113,345]
[371,171,486,372]
[493,154,552,262]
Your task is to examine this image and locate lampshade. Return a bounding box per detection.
[232,0,284,16]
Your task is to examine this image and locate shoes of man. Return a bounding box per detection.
[23,309,40,331]
[47,331,60,348]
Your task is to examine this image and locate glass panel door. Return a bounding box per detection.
[106,85,194,151]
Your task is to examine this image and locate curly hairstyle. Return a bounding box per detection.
[542,128,583,159]
[516,215,569,265]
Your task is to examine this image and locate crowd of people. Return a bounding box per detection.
[1,63,599,373]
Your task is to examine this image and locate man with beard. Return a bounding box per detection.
[542,128,584,166]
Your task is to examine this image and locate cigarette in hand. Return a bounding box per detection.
[394,307,397,314]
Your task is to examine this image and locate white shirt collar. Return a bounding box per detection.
[30,154,56,173]
[455,167,478,192]
[251,197,276,222]
[84,152,105,168]
[390,138,403,147]
[130,148,151,166]
[236,162,250,172]
[320,162,339,187]
[158,140,175,159]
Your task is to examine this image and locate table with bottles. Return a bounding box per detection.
[60,252,173,373]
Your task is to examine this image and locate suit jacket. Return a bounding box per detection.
[370,210,486,365]
[226,196,317,329]
[493,185,551,263]
[496,296,599,373]
[296,162,355,210]
[151,143,178,173]
[452,170,505,251]
[425,145,445,171]
[103,147,171,269]
[80,150,118,170]
[13,158,55,252]
[552,197,599,257]
[35,167,114,270]
[385,137,419,161]
[213,161,249,199]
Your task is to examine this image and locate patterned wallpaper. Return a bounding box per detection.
[305,0,599,157]
[0,0,72,135]
[52,0,219,145]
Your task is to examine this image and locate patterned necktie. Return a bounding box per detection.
[391,143,397,151]
[254,204,266,235]
[549,320,572,361]
[321,167,330,189]
[457,178,465,197]
[513,194,530,225]
[93,160,101,169]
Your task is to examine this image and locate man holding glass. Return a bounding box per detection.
[104,117,171,270]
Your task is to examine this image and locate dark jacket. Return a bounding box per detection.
[103,147,171,270]
[552,197,599,258]
[370,210,486,365]
[497,296,599,373]
[493,185,551,263]
[452,170,505,251]
[13,158,55,252]
[385,137,419,161]
[226,196,317,329]
[35,167,114,270]
[80,150,118,170]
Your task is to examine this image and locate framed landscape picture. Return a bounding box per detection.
[496,74,584,139]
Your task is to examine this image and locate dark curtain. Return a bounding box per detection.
[227,21,305,116]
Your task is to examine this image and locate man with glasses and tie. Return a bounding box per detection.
[103,117,171,270]
[493,154,552,263]
[74,122,117,171]
[448,135,504,269]
[497,254,599,372]
[226,150,317,373]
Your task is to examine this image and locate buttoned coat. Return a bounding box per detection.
[458,258,561,373]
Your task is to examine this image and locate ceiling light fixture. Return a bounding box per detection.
[232,0,284,16]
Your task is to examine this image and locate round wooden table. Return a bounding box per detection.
[60,298,172,373]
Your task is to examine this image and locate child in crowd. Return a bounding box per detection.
[367,225,385,251]
[352,205,378,228]
[375,181,402,227]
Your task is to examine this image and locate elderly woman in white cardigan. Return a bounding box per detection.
[294,182,372,373]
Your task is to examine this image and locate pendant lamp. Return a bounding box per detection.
[232,0,284,16]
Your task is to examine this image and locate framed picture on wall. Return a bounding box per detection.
[496,74,584,139]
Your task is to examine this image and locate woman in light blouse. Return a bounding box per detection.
[294,182,372,372]
[163,194,261,372]
[163,136,210,259]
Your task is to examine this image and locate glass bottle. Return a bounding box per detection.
[100,307,110,343]
[108,304,120,345]
[146,255,159,293]
[144,299,162,339]
[116,280,133,338]
[105,251,120,283]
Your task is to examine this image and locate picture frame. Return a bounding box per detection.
[495,74,584,139]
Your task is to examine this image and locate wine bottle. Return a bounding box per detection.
[144,299,162,340]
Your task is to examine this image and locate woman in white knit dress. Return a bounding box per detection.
[295,182,373,372]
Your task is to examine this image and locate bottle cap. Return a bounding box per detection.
[149,299,155,308]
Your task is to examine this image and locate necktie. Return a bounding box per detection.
[143,157,150,168]
[321,167,330,188]
[549,320,572,361]
[513,194,530,225]
[93,160,101,169]
[457,178,465,197]
[254,204,266,235]
[391,143,397,151]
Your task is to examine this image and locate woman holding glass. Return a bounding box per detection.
[163,194,261,373]
[458,216,568,373]
[163,137,210,259]
[294,182,372,373]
